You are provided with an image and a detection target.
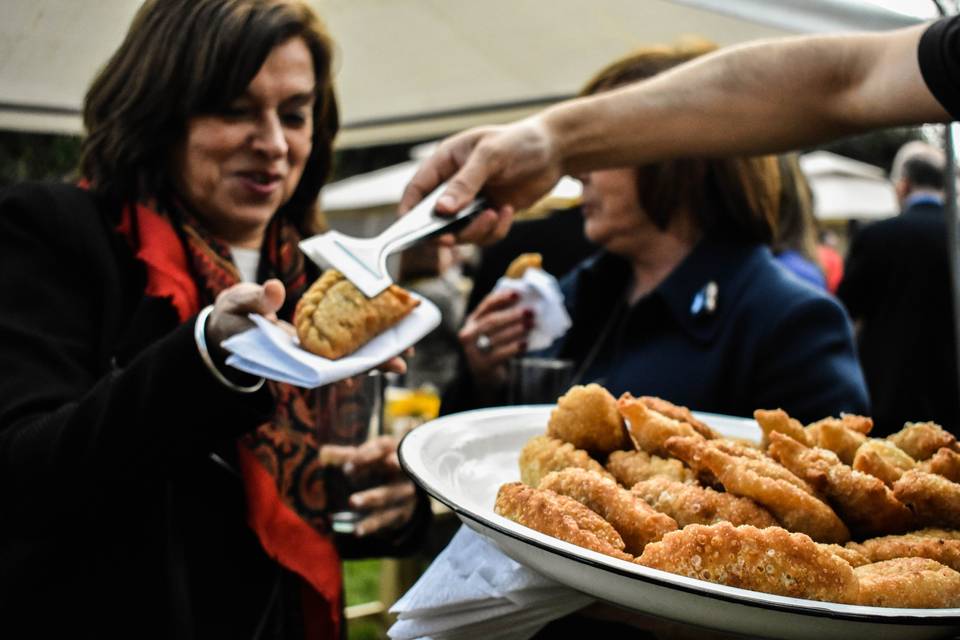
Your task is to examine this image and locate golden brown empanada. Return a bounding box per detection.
[294,270,419,359]
[505,252,542,279]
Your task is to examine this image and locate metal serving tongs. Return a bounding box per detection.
[299,184,486,297]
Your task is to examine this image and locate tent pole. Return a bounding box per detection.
[944,125,960,408]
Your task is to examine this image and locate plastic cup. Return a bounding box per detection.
[315,371,384,534]
[507,357,575,405]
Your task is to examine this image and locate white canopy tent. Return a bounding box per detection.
[673,0,933,32]
[0,0,935,147]
[308,0,924,228]
[322,138,582,211]
[321,147,896,225]
[799,151,899,221]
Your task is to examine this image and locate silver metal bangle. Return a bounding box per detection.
[194,304,265,393]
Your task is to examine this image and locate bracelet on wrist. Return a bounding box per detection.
[194,305,265,394]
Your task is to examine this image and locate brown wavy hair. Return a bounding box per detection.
[579,39,780,243]
[774,154,821,267]
[80,0,338,234]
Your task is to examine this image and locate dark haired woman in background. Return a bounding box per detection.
[0,1,425,636]
[773,153,827,290]
[452,41,868,423]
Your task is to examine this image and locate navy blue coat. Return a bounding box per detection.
[540,236,868,423]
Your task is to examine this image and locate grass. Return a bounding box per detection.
[342,513,457,640]
[345,559,386,640]
[347,618,384,640]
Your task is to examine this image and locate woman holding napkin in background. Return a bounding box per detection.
[448,41,868,424]
[0,0,427,636]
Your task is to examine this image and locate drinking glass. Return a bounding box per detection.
[507,357,575,405]
[315,371,384,534]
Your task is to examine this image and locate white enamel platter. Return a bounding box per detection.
[399,405,960,640]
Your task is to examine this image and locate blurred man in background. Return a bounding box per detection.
[838,141,958,435]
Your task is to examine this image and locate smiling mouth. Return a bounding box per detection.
[240,171,281,185]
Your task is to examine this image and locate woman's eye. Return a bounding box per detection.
[220,105,252,119]
[282,111,308,127]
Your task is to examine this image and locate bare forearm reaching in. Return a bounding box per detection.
[401,23,950,245]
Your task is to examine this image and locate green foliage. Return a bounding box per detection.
[348,619,385,640]
[344,558,382,606]
[0,132,82,187]
[344,559,386,640]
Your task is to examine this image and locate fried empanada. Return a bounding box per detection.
[294,270,419,359]
[518,435,612,487]
[848,530,960,572]
[669,436,813,494]
[639,396,718,439]
[854,558,960,608]
[893,469,960,529]
[539,468,677,554]
[806,417,868,465]
[919,447,960,483]
[619,392,702,456]
[889,422,958,461]
[637,523,859,603]
[606,449,694,486]
[632,476,777,528]
[820,543,870,568]
[754,408,811,449]
[504,252,542,279]
[548,384,628,454]
[852,439,916,488]
[495,482,632,561]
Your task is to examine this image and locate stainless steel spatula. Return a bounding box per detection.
[299,184,486,297]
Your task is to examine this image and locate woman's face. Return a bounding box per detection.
[580,167,650,254]
[172,37,316,248]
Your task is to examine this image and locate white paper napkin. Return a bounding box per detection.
[221,293,441,388]
[493,269,571,351]
[388,526,594,640]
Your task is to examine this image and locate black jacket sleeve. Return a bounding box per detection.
[919,15,960,121]
[0,184,273,527]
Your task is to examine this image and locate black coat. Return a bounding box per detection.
[0,183,425,638]
[838,200,960,436]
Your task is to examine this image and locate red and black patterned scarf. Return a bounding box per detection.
[116,196,342,636]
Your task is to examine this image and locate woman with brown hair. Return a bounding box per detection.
[773,153,827,289]
[0,1,425,636]
[451,41,868,422]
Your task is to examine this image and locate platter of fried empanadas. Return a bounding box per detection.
[295,269,420,359]
[399,402,960,640]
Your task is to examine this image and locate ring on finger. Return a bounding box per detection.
[475,333,493,353]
